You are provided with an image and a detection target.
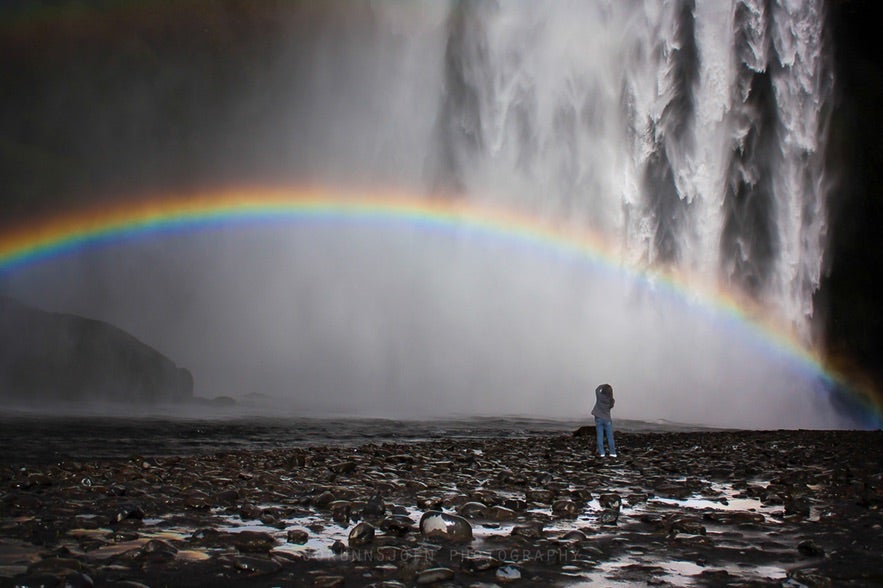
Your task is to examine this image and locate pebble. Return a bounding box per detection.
[111,504,145,524]
[486,505,517,521]
[599,493,622,510]
[457,501,488,518]
[348,521,375,547]
[0,429,880,587]
[551,499,580,517]
[419,511,473,543]
[379,515,415,536]
[287,528,309,544]
[496,564,522,582]
[416,566,455,584]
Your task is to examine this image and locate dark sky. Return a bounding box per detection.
[0,0,881,427]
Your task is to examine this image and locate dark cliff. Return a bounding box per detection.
[818,0,883,392]
[0,296,193,405]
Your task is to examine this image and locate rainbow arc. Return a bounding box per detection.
[0,185,879,424]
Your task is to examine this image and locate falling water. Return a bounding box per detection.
[430,0,832,340]
[0,0,846,427]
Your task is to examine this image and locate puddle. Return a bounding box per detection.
[566,554,789,586]
[39,478,795,585]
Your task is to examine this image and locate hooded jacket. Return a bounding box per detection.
[591,384,615,420]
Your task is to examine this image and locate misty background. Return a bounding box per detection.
[1,0,881,428]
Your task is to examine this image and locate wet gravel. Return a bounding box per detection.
[1,428,882,587]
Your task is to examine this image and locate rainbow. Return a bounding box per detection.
[0,185,880,425]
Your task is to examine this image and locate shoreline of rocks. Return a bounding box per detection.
[1,429,882,586]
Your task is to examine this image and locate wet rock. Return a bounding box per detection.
[617,563,673,584]
[379,515,415,536]
[511,524,544,539]
[348,521,375,547]
[670,518,706,536]
[569,488,594,502]
[366,581,406,588]
[221,554,282,576]
[598,493,622,510]
[110,504,145,524]
[496,564,522,582]
[598,508,619,526]
[552,499,580,517]
[329,500,352,523]
[561,529,589,542]
[419,510,473,543]
[486,505,517,521]
[502,497,528,511]
[702,511,766,526]
[798,539,825,557]
[626,493,648,505]
[141,538,178,558]
[330,539,347,554]
[330,460,357,475]
[313,575,346,587]
[107,484,127,496]
[312,490,335,508]
[787,568,833,587]
[190,529,276,553]
[654,482,692,500]
[213,488,239,505]
[389,504,410,515]
[461,554,502,573]
[457,501,488,518]
[526,489,554,504]
[231,530,278,553]
[364,493,386,518]
[2,425,882,587]
[416,567,455,584]
[374,545,405,563]
[184,490,211,510]
[113,530,140,543]
[259,512,286,529]
[239,503,263,520]
[698,570,733,584]
[287,529,309,544]
[786,497,812,517]
[417,496,444,511]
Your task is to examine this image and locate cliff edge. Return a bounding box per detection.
[0,296,193,405]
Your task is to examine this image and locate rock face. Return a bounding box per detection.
[0,296,193,404]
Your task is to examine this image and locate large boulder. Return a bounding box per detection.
[0,296,193,404]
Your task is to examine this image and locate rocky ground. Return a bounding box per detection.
[1,428,882,587]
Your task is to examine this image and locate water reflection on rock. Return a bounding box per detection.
[0,429,881,586]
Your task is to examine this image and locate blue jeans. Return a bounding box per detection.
[595,417,616,456]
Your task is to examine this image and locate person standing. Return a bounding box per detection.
[591,383,617,457]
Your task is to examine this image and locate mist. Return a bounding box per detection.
[0,0,867,429]
[1,220,852,430]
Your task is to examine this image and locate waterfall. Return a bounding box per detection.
[0,0,846,426]
[430,0,832,340]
